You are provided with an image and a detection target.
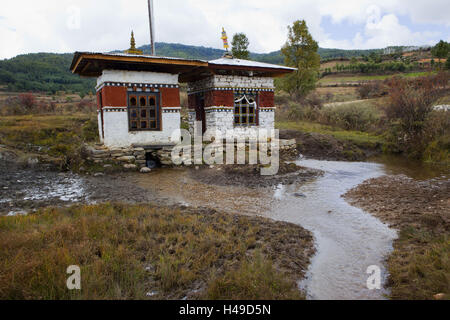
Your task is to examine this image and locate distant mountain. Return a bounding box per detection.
[138,43,383,65]
[0,42,386,94]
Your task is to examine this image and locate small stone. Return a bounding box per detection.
[123,164,137,170]
[103,164,112,168]
[433,293,446,300]
[27,158,39,166]
[140,167,152,173]
[117,156,135,163]
[293,193,306,198]
[94,173,104,177]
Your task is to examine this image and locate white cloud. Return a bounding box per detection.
[0,0,449,59]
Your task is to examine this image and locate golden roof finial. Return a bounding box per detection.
[125,30,143,55]
[130,31,136,50]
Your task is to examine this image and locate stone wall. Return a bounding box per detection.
[205,107,234,133]
[187,75,274,92]
[84,138,298,170]
[85,144,174,170]
[259,108,275,128]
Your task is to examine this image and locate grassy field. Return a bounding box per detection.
[318,71,436,85]
[276,120,384,148]
[0,113,98,169]
[315,87,360,103]
[0,203,313,300]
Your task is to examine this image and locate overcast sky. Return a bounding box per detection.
[1,0,449,59]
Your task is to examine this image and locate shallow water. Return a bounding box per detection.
[0,168,87,216]
[267,159,398,300]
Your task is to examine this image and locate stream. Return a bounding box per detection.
[268,159,397,300]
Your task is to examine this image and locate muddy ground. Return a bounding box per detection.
[0,156,176,216]
[344,175,450,232]
[1,144,322,216]
[190,162,322,189]
[279,129,380,161]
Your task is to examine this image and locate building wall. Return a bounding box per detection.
[102,107,181,148]
[259,108,275,128]
[97,70,178,88]
[97,112,104,142]
[187,74,275,134]
[96,70,181,148]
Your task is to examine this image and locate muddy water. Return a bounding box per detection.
[133,168,272,216]
[267,159,398,300]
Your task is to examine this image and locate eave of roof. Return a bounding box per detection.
[70,52,208,77]
[70,52,296,79]
[208,57,297,72]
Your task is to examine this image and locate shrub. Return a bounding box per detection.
[18,92,37,110]
[357,81,387,99]
[319,103,381,131]
[77,99,96,113]
[383,75,444,159]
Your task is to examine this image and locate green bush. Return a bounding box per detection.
[319,103,381,131]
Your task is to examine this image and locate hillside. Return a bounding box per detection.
[0,42,401,95]
[140,43,383,65]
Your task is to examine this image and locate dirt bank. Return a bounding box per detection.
[344,175,450,300]
[279,129,379,161]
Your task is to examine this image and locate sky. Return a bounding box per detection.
[1,0,449,59]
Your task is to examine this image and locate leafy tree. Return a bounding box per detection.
[446,53,450,70]
[280,20,320,99]
[431,40,449,61]
[231,33,250,60]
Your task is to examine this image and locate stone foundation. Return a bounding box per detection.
[84,144,174,170]
[84,138,298,170]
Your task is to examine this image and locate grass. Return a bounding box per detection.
[388,228,449,300]
[318,71,436,84]
[0,203,313,300]
[315,87,359,103]
[205,252,302,300]
[0,113,98,170]
[276,120,384,148]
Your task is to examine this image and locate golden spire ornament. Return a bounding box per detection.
[221,27,229,51]
[125,31,143,55]
[221,27,233,58]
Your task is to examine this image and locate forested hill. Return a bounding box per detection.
[137,43,383,65]
[0,42,383,95]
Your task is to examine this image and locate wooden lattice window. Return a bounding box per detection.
[128,92,161,131]
[234,92,257,126]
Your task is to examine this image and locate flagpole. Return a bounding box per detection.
[148,0,156,55]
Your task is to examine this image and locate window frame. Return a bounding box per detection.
[234,91,257,127]
[127,91,161,132]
